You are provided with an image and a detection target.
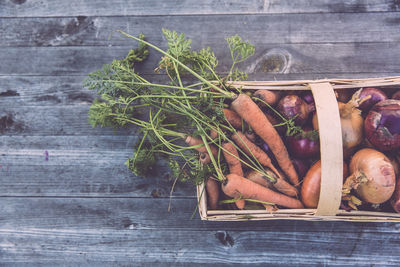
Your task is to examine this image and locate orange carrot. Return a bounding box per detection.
[199,152,211,165]
[222,142,244,177]
[210,129,218,140]
[254,89,281,106]
[231,94,299,186]
[185,136,217,164]
[246,170,274,189]
[246,169,298,197]
[264,204,278,213]
[231,131,281,180]
[222,173,304,209]
[234,199,246,209]
[206,177,220,210]
[245,171,279,212]
[223,108,242,129]
[222,142,245,209]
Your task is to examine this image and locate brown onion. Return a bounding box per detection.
[343,148,396,205]
[301,160,348,208]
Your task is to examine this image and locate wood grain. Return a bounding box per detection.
[1,13,399,47]
[0,197,400,265]
[1,0,399,17]
[0,135,196,197]
[1,43,400,76]
[2,0,400,265]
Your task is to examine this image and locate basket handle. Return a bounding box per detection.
[309,82,343,216]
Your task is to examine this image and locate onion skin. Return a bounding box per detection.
[277,95,310,125]
[301,160,348,208]
[286,128,320,158]
[291,158,310,179]
[302,91,316,113]
[301,160,322,208]
[356,87,388,112]
[338,102,364,157]
[312,101,364,158]
[364,99,400,151]
[346,148,396,204]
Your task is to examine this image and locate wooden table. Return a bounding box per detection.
[1,1,400,265]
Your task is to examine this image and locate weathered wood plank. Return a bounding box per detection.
[0,75,97,107]
[1,13,400,47]
[0,105,134,135]
[1,43,400,76]
[1,0,399,17]
[0,135,134,150]
[3,73,400,107]
[0,165,194,197]
[0,135,194,197]
[0,197,400,265]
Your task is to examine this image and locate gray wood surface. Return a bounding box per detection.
[2,43,400,76]
[1,13,400,47]
[1,0,399,17]
[1,198,400,266]
[1,0,400,265]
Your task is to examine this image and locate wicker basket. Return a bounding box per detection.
[197,76,400,222]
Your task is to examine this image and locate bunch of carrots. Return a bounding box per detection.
[85,29,399,213]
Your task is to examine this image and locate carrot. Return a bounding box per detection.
[231,131,281,180]
[247,169,298,197]
[210,129,218,140]
[205,177,220,210]
[234,198,246,209]
[185,136,217,164]
[222,142,245,209]
[231,94,299,186]
[222,142,244,177]
[246,170,274,189]
[221,173,304,209]
[254,89,281,106]
[245,171,280,212]
[264,204,278,213]
[223,108,243,129]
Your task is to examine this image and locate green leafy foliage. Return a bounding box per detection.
[225,34,255,81]
[158,29,219,82]
[84,33,148,97]
[84,29,257,184]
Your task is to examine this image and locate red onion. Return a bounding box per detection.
[286,128,320,158]
[364,99,400,151]
[291,158,310,179]
[392,90,400,100]
[277,95,311,125]
[353,87,388,112]
[301,91,316,113]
